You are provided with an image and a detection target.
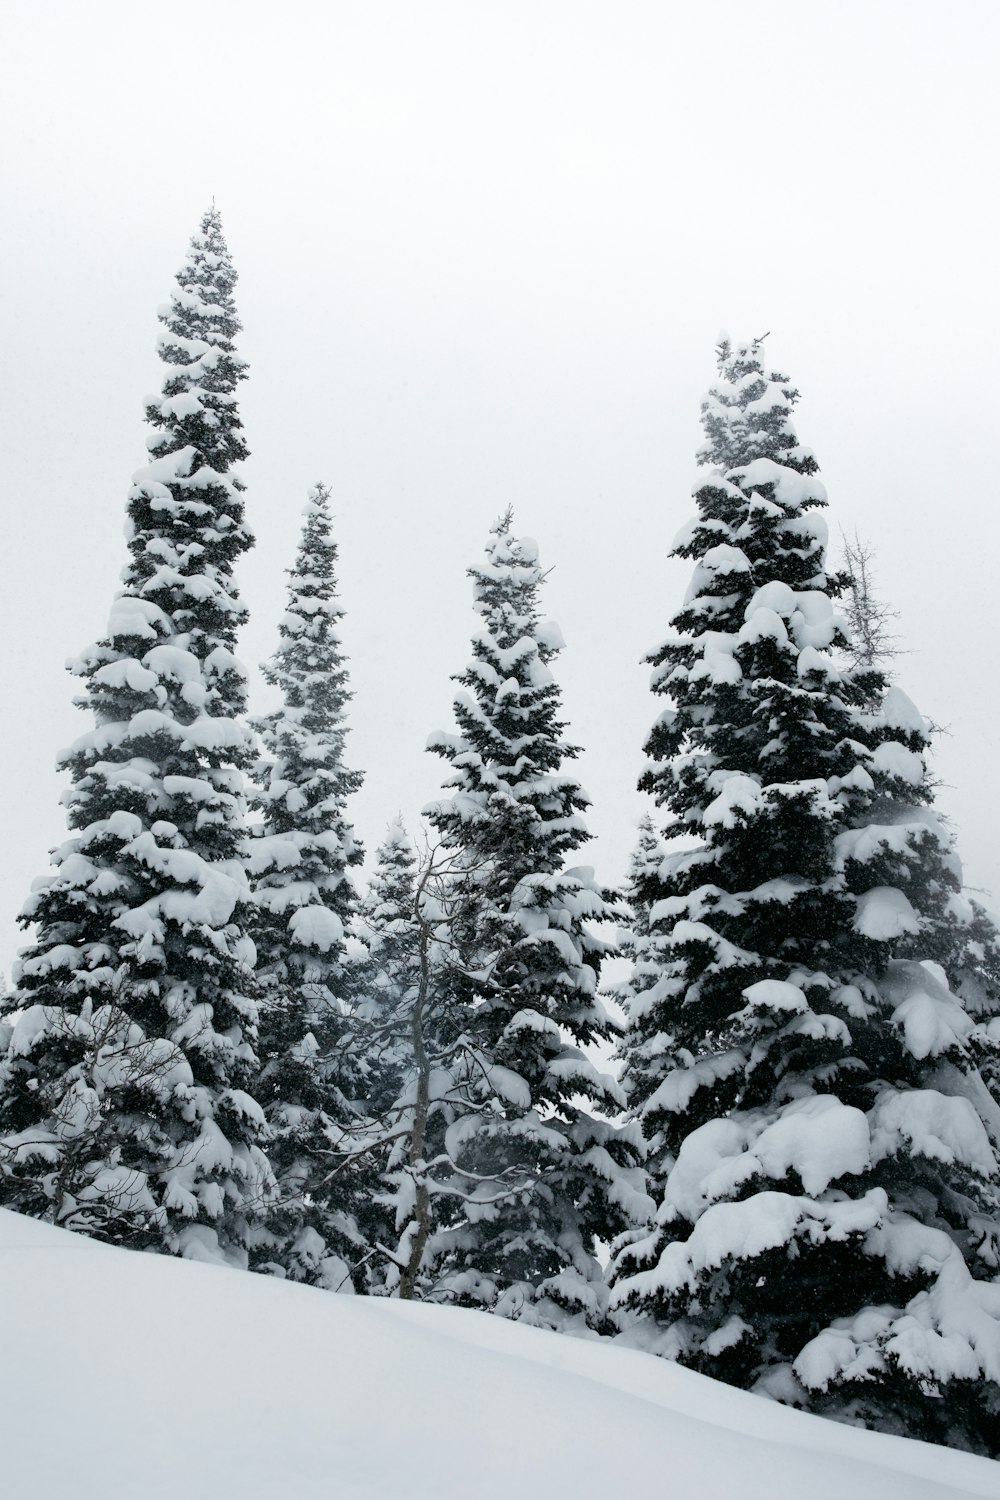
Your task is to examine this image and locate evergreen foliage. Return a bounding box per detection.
[612,813,676,1194]
[422,511,650,1328]
[4,206,1000,1454]
[0,208,271,1263]
[350,821,425,1291]
[246,483,369,1289]
[355,820,422,1123]
[610,337,1000,1456]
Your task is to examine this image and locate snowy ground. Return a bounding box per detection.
[1,1209,995,1500]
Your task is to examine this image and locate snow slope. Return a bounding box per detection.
[0,1208,995,1500]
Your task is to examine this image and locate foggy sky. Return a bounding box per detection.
[2,0,998,976]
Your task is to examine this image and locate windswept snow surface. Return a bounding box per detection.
[0,1210,995,1500]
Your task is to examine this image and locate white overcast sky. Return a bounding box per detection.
[1,0,998,977]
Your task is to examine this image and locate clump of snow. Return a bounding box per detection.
[702,772,762,828]
[854,886,921,940]
[535,619,566,652]
[287,905,345,953]
[871,741,925,785]
[659,1096,872,1225]
[741,979,808,1014]
[878,686,928,734]
[869,1088,996,1177]
[881,960,976,1059]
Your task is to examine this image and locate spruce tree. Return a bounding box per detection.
[611,337,1000,1455]
[612,814,676,1194]
[355,820,422,1123]
[423,511,650,1329]
[0,207,271,1263]
[351,819,431,1292]
[246,483,368,1290]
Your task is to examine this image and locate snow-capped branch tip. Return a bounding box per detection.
[304,481,333,518]
[492,504,515,538]
[183,202,232,268]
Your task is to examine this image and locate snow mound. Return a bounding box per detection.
[0,1210,995,1500]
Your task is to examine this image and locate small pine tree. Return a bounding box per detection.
[422,511,650,1329]
[611,337,1000,1456]
[246,483,368,1290]
[612,814,677,1194]
[352,821,447,1297]
[0,208,271,1263]
[355,820,422,1123]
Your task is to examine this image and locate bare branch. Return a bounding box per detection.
[839,526,900,671]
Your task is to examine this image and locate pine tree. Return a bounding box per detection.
[246,483,368,1290]
[422,511,650,1329]
[612,814,677,1194]
[355,820,422,1122]
[611,337,1000,1455]
[350,819,439,1295]
[0,207,271,1263]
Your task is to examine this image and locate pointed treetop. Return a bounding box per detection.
[694,332,817,486]
[157,206,243,376]
[304,480,333,518]
[492,504,515,537]
[382,815,411,848]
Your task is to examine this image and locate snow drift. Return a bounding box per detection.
[0,1209,996,1500]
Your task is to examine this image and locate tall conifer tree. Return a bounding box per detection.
[611,338,1000,1455]
[423,512,650,1328]
[0,208,271,1263]
[246,483,368,1289]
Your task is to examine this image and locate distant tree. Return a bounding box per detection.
[346,820,423,1288]
[275,830,486,1303]
[839,528,899,671]
[355,821,422,1124]
[0,208,272,1262]
[611,337,1000,1457]
[419,512,650,1330]
[612,814,676,1197]
[246,483,369,1290]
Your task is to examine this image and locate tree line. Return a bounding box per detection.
[1,208,999,1457]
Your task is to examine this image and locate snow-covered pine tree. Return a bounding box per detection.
[611,337,1000,1455]
[246,483,369,1290]
[612,814,677,1195]
[422,511,650,1329]
[355,820,422,1123]
[0,207,272,1263]
[351,819,442,1295]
